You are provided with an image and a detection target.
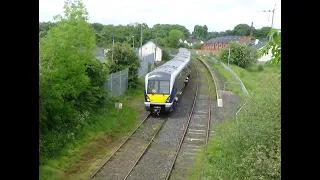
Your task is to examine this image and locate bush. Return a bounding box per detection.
[257,65,264,71]
[192,42,202,49]
[162,48,170,61]
[204,72,280,179]
[219,41,258,68]
[106,42,141,88]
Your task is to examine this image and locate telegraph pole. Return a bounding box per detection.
[256,4,276,29]
[140,24,143,58]
[112,34,115,62]
[155,29,158,61]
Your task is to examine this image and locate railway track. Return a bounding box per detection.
[89,114,168,180]
[166,59,213,180]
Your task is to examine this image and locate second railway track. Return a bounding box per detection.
[166,58,214,180]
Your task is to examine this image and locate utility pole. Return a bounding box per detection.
[132,36,135,48]
[140,24,143,58]
[155,29,158,61]
[112,34,115,62]
[256,4,276,29]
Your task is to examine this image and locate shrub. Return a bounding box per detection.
[219,41,258,68]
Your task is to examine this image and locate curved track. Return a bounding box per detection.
[89,114,168,180]
[166,59,213,180]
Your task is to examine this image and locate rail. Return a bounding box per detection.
[88,113,151,180]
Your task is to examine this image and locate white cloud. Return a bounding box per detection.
[39,0,281,32]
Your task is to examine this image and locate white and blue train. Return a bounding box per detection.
[144,48,191,115]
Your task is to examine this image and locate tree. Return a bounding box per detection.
[260,29,281,65]
[168,29,184,48]
[192,25,208,40]
[40,0,107,131]
[106,43,141,88]
[219,41,258,68]
[91,22,104,32]
[257,26,272,39]
[233,24,251,36]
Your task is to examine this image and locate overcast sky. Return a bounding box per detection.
[39,0,281,32]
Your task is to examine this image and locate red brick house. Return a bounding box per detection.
[201,36,251,50]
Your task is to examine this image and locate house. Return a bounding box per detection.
[201,36,251,51]
[184,37,200,47]
[249,39,271,64]
[138,39,164,61]
[94,47,107,62]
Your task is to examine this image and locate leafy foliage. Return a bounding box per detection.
[106,42,141,88]
[260,29,281,65]
[219,41,258,68]
[168,29,185,48]
[204,65,281,180]
[162,48,170,61]
[192,42,202,49]
[192,25,208,40]
[233,23,251,36]
[39,0,108,163]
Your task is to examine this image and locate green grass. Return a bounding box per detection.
[40,79,146,180]
[200,62,281,179]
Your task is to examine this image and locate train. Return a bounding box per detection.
[144,48,191,115]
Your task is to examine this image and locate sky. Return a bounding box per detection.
[39,0,281,32]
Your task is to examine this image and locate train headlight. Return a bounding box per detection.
[166,96,170,103]
[146,95,150,102]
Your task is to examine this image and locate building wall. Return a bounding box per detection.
[201,42,228,50]
[138,41,163,61]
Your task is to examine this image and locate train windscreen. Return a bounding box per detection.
[147,80,170,94]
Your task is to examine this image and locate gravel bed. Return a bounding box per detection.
[92,116,166,180]
[125,61,198,180]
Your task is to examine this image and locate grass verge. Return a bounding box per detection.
[40,79,146,180]
[202,62,281,179]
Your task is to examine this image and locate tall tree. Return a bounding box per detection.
[233,23,251,36]
[168,29,184,48]
[40,0,107,131]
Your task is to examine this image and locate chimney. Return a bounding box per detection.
[249,22,253,38]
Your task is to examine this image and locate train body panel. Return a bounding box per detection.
[144,48,191,115]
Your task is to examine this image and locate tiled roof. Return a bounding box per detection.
[206,36,245,43]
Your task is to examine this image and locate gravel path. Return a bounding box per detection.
[125,61,198,180]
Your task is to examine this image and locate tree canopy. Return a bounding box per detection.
[40,0,108,163]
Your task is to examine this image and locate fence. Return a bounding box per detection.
[211,57,249,97]
[138,53,155,78]
[102,68,129,98]
[210,57,250,123]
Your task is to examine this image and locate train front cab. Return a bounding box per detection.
[144,73,174,115]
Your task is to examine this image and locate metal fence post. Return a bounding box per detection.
[120,70,122,95]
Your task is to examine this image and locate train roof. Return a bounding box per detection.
[148,48,191,78]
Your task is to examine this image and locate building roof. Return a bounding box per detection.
[206,36,245,43]
[249,41,268,49]
[185,37,199,43]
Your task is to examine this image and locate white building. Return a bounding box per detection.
[138,40,164,61]
[249,39,272,64]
